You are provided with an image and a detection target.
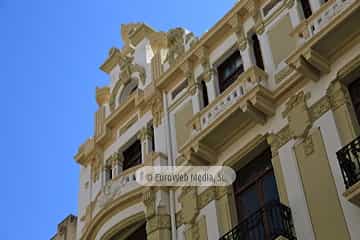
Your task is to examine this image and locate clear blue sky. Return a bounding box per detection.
[0,0,235,239]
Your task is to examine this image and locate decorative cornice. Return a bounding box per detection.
[121,23,155,47]
[100,48,122,73]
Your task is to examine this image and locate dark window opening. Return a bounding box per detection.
[105,166,112,182]
[150,125,155,152]
[233,148,279,222]
[201,80,209,108]
[171,80,188,99]
[217,50,244,93]
[123,140,142,170]
[125,223,147,240]
[130,84,138,94]
[232,148,282,240]
[300,0,312,19]
[110,222,147,240]
[251,34,264,70]
[348,78,360,125]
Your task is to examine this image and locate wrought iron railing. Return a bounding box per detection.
[337,136,360,189]
[219,201,296,240]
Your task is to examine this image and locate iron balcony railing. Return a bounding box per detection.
[219,201,296,240]
[337,136,360,189]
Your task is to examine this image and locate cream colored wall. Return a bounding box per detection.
[279,140,315,240]
[316,111,360,239]
[199,201,220,240]
[104,111,152,160]
[77,165,91,237]
[169,97,192,159]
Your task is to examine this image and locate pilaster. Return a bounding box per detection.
[143,188,171,240]
[327,80,360,145]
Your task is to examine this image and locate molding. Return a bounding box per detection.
[80,187,144,240]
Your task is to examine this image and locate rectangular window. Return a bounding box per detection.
[171,80,188,99]
[123,140,142,170]
[233,148,279,221]
[263,0,282,17]
[348,78,360,125]
[217,51,244,93]
[105,166,112,182]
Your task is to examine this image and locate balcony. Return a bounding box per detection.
[92,152,167,217]
[219,201,296,240]
[288,0,360,81]
[337,135,360,206]
[180,66,274,163]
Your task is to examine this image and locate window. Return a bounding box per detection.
[348,78,360,125]
[233,148,280,222]
[119,79,138,104]
[217,50,244,93]
[262,0,282,17]
[105,166,112,182]
[251,34,264,70]
[123,140,142,170]
[201,80,209,108]
[150,125,155,152]
[110,222,147,240]
[171,80,188,99]
[300,0,312,19]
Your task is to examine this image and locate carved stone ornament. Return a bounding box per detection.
[151,91,164,127]
[285,0,295,9]
[143,188,156,219]
[149,31,168,52]
[108,55,146,111]
[121,23,143,45]
[119,55,146,85]
[179,187,199,224]
[167,28,185,66]
[228,14,248,51]
[326,80,351,110]
[283,91,312,139]
[97,181,121,209]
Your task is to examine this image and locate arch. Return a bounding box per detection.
[81,188,144,240]
[101,212,146,240]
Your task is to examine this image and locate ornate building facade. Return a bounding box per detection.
[70,0,360,239]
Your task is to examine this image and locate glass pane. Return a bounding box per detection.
[262,172,280,203]
[237,186,261,220]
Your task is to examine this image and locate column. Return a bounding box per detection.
[138,126,153,163]
[143,188,171,240]
[111,152,123,177]
[327,80,360,145]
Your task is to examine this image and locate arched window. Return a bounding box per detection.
[119,78,138,105]
[251,34,264,70]
[201,80,209,108]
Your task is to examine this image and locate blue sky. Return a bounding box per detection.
[0,0,235,239]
